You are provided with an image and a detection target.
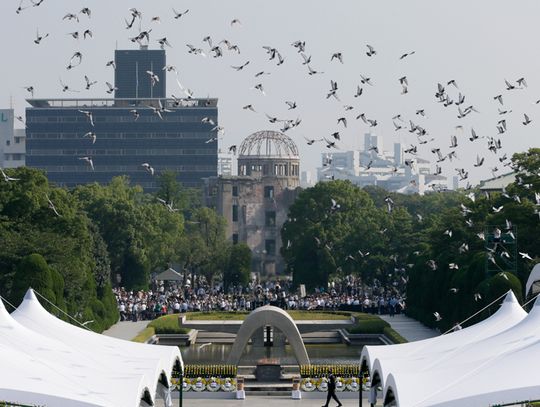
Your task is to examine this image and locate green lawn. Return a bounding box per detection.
[185,310,351,321]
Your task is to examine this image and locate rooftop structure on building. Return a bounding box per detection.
[114,46,166,99]
[0,109,25,169]
[204,130,301,277]
[479,172,516,192]
[25,46,218,191]
[317,133,448,194]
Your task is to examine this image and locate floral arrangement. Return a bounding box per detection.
[184,364,237,378]
[299,366,367,392]
[301,378,317,392]
[299,364,360,378]
[170,376,237,392]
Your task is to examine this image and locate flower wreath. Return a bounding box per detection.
[346,377,360,392]
[317,377,328,392]
[182,378,192,392]
[335,377,345,392]
[169,377,180,391]
[301,378,316,392]
[220,377,236,392]
[192,377,206,392]
[206,377,221,392]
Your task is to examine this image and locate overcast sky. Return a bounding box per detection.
[2,0,540,184]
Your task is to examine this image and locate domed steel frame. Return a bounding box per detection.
[238,130,299,158]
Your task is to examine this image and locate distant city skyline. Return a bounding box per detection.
[2,0,540,185]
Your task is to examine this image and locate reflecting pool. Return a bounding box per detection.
[180,343,364,365]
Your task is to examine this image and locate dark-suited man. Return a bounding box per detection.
[322,369,342,407]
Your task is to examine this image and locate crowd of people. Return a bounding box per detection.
[113,274,406,322]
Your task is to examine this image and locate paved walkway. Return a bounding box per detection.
[379,314,439,342]
[102,320,149,340]
[156,395,381,406]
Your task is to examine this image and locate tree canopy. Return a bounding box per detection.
[282,149,540,331]
[0,168,229,332]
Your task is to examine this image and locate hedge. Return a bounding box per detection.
[345,313,408,344]
[383,326,407,344]
[132,314,191,342]
[149,314,190,334]
[347,319,389,334]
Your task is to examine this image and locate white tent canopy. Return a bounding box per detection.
[0,298,151,407]
[381,293,540,406]
[363,291,526,389]
[0,289,183,407]
[526,263,540,297]
[154,267,183,282]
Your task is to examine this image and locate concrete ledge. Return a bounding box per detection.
[155,329,198,346]
[177,392,237,399]
[338,329,390,345]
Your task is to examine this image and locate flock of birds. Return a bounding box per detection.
[7,1,540,323]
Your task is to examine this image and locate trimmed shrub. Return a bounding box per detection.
[383,327,407,344]
[347,319,389,334]
[148,314,190,334]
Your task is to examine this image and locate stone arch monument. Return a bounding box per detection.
[226,305,310,366]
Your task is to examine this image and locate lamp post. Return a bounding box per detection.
[175,360,183,407]
[178,372,183,407]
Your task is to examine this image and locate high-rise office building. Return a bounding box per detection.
[114,46,166,99]
[25,47,218,191]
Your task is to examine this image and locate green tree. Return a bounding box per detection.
[282,180,384,289]
[224,243,252,290]
[11,254,58,308]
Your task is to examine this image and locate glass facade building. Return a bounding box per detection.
[114,47,166,99]
[25,98,218,191]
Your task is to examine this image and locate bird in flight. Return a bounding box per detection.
[330,52,344,63]
[399,51,415,60]
[130,109,140,121]
[67,52,83,70]
[84,75,97,90]
[83,132,96,144]
[46,194,60,217]
[366,44,376,57]
[105,82,118,94]
[231,61,250,71]
[173,8,189,19]
[78,110,94,126]
[519,252,533,260]
[146,71,160,87]
[141,163,155,175]
[360,74,373,86]
[34,28,49,44]
[78,157,94,171]
[0,168,20,182]
[23,86,35,97]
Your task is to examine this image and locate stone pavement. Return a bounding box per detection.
[379,314,439,342]
[155,395,381,406]
[102,320,149,340]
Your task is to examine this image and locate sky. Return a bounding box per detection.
[2,0,540,185]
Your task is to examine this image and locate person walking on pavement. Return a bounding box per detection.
[322,369,342,407]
